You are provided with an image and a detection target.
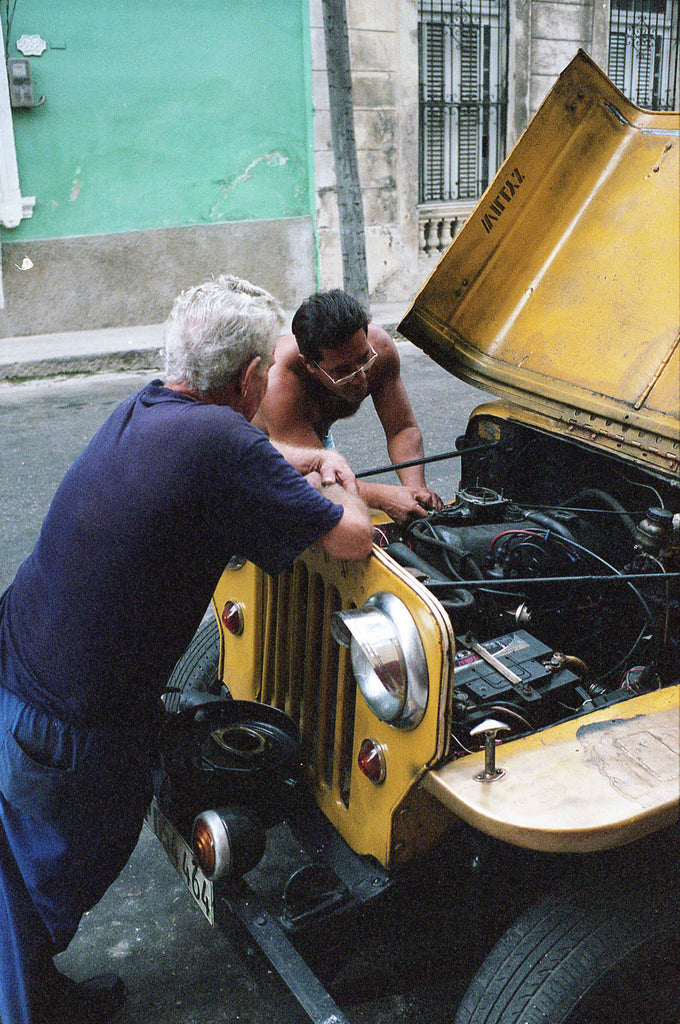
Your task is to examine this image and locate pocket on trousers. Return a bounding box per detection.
[0,728,78,822]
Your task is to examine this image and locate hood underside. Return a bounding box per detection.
[399,51,679,478]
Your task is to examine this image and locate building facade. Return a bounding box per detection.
[0,0,318,336]
[312,0,678,304]
[0,0,678,336]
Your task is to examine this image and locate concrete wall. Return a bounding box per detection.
[0,0,315,336]
[311,0,610,308]
[310,0,423,307]
[0,219,314,336]
[527,0,609,114]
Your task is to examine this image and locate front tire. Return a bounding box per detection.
[454,843,680,1024]
[163,615,222,713]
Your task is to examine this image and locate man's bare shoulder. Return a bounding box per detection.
[266,335,306,393]
[272,333,302,371]
[254,334,309,435]
[367,322,395,349]
[367,322,400,382]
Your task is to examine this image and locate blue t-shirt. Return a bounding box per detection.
[0,382,343,729]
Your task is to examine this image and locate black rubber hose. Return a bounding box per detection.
[566,487,638,539]
[386,542,475,611]
[522,510,577,543]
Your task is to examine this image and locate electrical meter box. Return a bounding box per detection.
[7,58,35,108]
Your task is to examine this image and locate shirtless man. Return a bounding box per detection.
[253,289,443,523]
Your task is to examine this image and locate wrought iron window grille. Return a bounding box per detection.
[418,0,509,205]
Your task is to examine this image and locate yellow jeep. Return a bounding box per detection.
[153,52,679,1024]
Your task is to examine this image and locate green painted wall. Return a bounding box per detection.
[3,0,312,241]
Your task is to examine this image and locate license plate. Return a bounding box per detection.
[146,797,214,925]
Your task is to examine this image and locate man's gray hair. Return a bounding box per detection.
[162,275,285,395]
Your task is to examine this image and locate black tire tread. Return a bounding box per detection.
[454,863,680,1024]
[163,616,221,712]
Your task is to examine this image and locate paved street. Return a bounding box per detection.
[0,349,496,1024]
[0,345,486,594]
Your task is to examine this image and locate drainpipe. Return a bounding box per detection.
[321,0,369,308]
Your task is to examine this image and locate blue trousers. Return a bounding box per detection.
[0,685,155,1024]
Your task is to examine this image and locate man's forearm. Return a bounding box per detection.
[357,479,392,510]
[322,482,369,515]
[356,478,435,523]
[270,439,320,475]
[386,426,427,487]
[317,482,373,559]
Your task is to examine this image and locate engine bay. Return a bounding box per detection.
[379,417,680,756]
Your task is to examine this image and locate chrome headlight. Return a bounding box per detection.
[330,592,428,729]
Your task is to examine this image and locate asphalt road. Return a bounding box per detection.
[0,346,485,594]
[0,349,497,1024]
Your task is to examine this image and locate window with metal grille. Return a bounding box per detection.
[608,0,679,109]
[419,0,509,203]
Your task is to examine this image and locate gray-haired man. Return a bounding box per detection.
[0,275,372,1024]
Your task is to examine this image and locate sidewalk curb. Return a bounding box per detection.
[0,309,409,384]
[0,348,163,383]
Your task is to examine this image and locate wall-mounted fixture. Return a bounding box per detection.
[7,57,44,108]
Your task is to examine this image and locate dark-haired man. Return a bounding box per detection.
[253,289,443,523]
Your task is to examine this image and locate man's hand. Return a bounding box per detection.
[358,481,443,524]
[271,441,358,494]
[308,450,358,494]
[383,485,433,523]
[304,470,323,491]
[414,485,443,512]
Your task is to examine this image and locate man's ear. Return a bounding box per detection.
[239,356,262,395]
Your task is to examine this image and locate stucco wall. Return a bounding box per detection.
[312,0,611,305]
[1,0,315,335]
[528,0,609,113]
[310,0,422,307]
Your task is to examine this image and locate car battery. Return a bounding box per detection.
[453,629,579,707]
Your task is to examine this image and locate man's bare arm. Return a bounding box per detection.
[356,479,433,522]
[302,473,372,560]
[271,440,358,493]
[369,331,443,514]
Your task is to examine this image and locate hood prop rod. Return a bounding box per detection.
[426,571,680,589]
[356,441,497,479]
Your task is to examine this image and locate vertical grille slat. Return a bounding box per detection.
[286,562,309,721]
[261,575,278,706]
[336,645,357,808]
[319,587,342,787]
[259,565,355,805]
[300,572,325,763]
[272,571,291,710]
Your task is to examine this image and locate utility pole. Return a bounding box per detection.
[321,0,369,308]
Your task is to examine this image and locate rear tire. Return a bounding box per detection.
[453,849,680,1024]
[163,616,222,713]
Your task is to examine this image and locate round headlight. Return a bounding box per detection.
[331,592,428,729]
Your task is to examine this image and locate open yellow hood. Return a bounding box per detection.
[399,51,679,479]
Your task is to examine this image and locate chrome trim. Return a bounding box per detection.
[193,808,232,881]
[333,592,428,730]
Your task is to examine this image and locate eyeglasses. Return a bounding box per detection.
[313,346,378,387]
